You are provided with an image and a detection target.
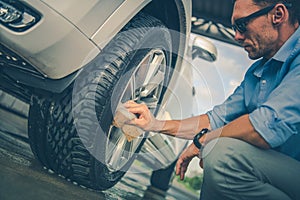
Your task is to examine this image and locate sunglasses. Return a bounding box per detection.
[232,3,292,33]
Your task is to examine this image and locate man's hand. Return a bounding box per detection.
[124,100,159,131]
[176,143,200,180]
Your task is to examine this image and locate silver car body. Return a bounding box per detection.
[1,0,191,79]
[1,0,193,170]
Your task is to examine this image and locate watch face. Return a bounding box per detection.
[200,128,209,134]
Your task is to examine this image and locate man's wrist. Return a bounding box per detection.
[153,120,167,132]
[193,128,210,149]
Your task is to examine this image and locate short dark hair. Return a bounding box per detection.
[233,0,299,24]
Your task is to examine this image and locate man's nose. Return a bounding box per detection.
[234,30,245,42]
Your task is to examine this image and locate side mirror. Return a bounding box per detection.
[191,36,217,62]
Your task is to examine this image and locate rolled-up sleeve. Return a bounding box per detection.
[207,81,248,130]
[249,65,300,148]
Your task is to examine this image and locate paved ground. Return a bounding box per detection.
[0,90,199,200]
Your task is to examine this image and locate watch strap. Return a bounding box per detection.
[193,128,209,149]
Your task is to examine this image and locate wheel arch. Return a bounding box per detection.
[143,0,191,70]
[91,0,191,71]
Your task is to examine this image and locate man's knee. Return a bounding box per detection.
[201,138,256,192]
[202,137,245,169]
[200,137,297,200]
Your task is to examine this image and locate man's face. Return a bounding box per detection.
[232,0,278,60]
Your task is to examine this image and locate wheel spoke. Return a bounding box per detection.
[140,70,164,98]
[105,49,167,172]
[129,74,137,100]
[107,131,127,169]
[139,51,166,99]
[106,127,122,158]
[143,52,165,86]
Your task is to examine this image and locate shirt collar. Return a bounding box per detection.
[253,27,300,78]
[253,59,266,78]
[273,27,300,62]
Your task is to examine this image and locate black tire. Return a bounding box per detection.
[28,12,172,190]
[150,160,177,191]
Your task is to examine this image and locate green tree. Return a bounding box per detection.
[189,176,203,190]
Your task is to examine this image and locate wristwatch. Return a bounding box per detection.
[193,128,210,149]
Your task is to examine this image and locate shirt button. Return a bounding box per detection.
[261,80,267,84]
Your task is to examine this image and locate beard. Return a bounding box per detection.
[244,31,277,60]
[244,45,263,60]
[244,42,274,60]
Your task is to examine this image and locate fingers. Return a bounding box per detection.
[123,100,154,131]
[124,100,139,107]
[124,100,145,108]
[175,151,191,180]
[126,105,148,116]
[128,117,147,128]
[124,101,148,115]
[175,157,181,176]
[176,157,188,180]
[175,144,201,180]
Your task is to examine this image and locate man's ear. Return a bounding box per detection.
[272,4,288,25]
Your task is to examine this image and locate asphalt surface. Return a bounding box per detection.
[0,90,199,200]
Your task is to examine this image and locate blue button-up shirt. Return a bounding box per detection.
[207,27,300,161]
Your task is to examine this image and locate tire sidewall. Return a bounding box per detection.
[73,25,172,188]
